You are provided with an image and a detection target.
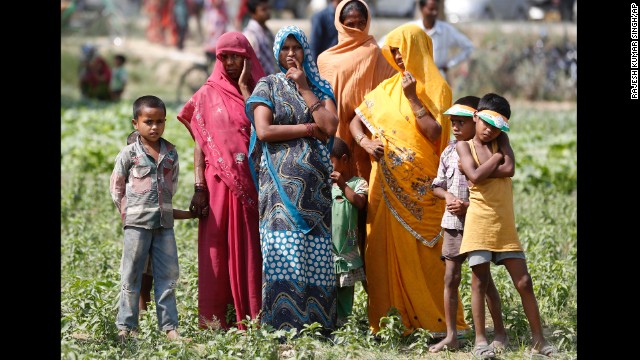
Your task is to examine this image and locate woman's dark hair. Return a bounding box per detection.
[340,0,368,24]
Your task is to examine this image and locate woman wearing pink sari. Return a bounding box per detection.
[177,32,266,330]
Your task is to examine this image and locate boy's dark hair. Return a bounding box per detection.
[340,0,368,23]
[477,93,511,119]
[454,95,480,109]
[133,95,166,119]
[115,54,126,64]
[330,137,350,158]
[127,130,139,145]
[247,0,269,14]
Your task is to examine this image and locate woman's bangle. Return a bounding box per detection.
[414,106,427,118]
[304,122,314,137]
[309,100,323,114]
[194,183,207,192]
[354,133,366,145]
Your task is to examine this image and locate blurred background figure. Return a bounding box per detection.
[143,0,177,46]
[187,0,205,43]
[378,0,473,84]
[234,0,250,30]
[173,0,189,49]
[271,0,286,18]
[204,0,230,59]
[310,0,343,62]
[110,54,128,101]
[242,0,278,74]
[79,44,112,101]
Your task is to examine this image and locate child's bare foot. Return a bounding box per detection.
[428,337,459,353]
[490,333,509,352]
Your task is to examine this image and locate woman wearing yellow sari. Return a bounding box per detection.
[349,24,469,336]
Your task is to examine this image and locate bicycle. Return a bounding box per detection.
[176,51,216,104]
[61,0,129,46]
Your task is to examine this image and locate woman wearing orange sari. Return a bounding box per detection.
[317,0,395,181]
[349,24,469,337]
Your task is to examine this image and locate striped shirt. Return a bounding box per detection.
[109,137,179,229]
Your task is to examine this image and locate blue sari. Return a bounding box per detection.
[245,26,337,334]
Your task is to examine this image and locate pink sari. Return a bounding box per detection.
[177,32,266,329]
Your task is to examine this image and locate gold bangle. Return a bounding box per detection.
[414,106,427,118]
[355,133,366,145]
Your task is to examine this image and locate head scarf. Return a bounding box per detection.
[317,0,396,179]
[177,31,266,209]
[273,25,336,103]
[380,23,452,154]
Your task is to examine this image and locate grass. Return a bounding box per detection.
[61,22,577,359]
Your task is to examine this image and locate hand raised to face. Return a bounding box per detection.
[285,57,309,91]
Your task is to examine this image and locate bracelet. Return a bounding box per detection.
[304,122,314,137]
[414,106,427,118]
[194,183,207,192]
[309,100,323,114]
[354,133,366,145]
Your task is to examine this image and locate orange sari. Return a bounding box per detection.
[355,24,468,336]
[317,0,395,181]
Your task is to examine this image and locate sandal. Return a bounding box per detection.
[473,343,496,359]
[531,344,556,358]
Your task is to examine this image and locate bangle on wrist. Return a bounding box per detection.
[355,133,366,145]
[414,106,427,118]
[304,122,314,137]
[309,100,322,113]
[194,183,207,192]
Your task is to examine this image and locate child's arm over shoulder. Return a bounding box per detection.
[456,140,503,184]
[489,133,515,178]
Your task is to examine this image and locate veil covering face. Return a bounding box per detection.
[379,23,452,154]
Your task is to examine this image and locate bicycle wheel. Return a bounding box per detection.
[176,64,209,103]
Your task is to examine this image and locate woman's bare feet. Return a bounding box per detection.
[428,336,460,353]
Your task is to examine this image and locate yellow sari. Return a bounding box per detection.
[355,24,468,335]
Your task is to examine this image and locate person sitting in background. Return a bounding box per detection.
[79,44,111,101]
[377,0,473,82]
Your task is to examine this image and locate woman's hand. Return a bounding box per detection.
[238,57,251,89]
[360,137,385,161]
[313,124,329,142]
[401,71,418,99]
[285,57,309,91]
[189,190,209,219]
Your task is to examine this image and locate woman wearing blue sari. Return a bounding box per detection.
[245,25,339,333]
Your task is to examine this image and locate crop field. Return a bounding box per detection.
[61,13,577,358]
[60,97,576,359]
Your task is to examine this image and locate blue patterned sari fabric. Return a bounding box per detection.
[245,25,337,334]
